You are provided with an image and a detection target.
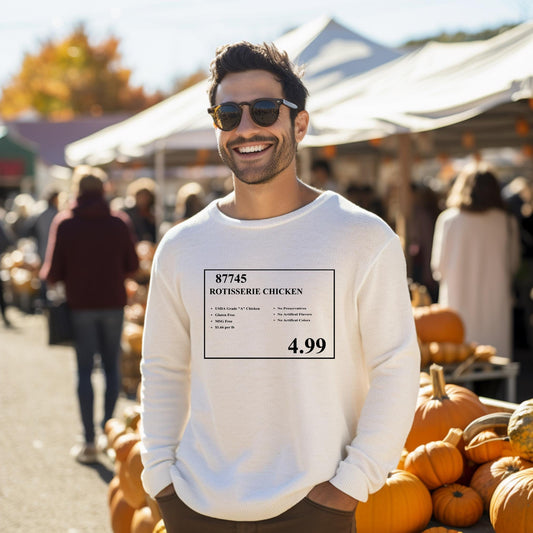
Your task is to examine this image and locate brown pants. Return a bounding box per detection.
[156,491,356,533]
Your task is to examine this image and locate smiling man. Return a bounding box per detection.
[140,42,420,533]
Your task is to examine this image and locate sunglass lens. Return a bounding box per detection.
[215,104,241,131]
[251,100,279,127]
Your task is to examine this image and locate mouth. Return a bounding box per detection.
[237,144,268,153]
[232,142,273,157]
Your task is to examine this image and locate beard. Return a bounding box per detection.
[217,128,297,186]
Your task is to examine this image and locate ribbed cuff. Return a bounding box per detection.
[140,460,174,499]
[329,462,373,503]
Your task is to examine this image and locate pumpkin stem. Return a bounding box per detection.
[430,363,449,400]
[453,490,464,498]
[443,427,463,448]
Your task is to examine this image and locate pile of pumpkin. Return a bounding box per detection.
[0,239,41,306]
[105,365,532,533]
[120,241,155,396]
[105,404,170,533]
[413,303,497,368]
[354,364,533,533]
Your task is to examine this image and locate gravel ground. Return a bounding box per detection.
[1,308,136,533]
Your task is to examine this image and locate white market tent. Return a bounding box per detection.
[65,16,402,167]
[65,18,533,245]
[308,20,533,244]
[66,18,533,166]
[305,20,533,147]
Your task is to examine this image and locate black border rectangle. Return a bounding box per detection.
[203,269,335,359]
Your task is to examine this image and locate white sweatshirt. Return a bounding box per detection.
[140,190,420,521]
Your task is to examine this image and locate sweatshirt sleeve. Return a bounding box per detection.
[329,235,420,502]
[139,238,191,497]
[39,213,66,283]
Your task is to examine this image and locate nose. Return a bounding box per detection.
[234,104,260,135]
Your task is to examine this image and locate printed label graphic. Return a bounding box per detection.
[204,269,335,359]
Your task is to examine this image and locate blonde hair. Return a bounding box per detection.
[126,177,156,198]
[175,182,204,215]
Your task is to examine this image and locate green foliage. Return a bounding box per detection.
[401,24,518,49]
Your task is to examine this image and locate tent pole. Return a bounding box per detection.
[154,141,166,241]
[396,133,413,271]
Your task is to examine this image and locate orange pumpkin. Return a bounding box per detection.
[489,469,533,533]
[108,475,121,506]
[419,342,431,368]
[106,419,128,449]
[405,364,487,451]
[470,456,533,512]
[432,483,483,528]
[119,441,146,510]
[464,430,514,464]
[113,432,141,463]
[422,526,462,533]
[404,428,464,489]
[146,494,162,525]
[355,470,433,533]
[413,305,465,344]
[131,506,158,533]
[109,489,136,533]
[123,322,144,356]
[397,448,409,470]
[507,399,533,461]
[428,342,475,365]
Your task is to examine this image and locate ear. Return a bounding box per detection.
[294,110,309,143]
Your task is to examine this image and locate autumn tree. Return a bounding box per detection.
[0,24,163,120]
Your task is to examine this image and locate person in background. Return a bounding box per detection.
[431,163,521,358]
[25,189,60,309]
[5,193,35,241]
[0,215,15,327]
[310,159,338,191]
[140,41,420,533]
[40,165,139,463]
[124,177,157,243]
[158,182,207,237]
[25,188,59,263]
[344,183,384,219]
[175,182,206,223]
[502,176,533,348]
[408,183,441,302]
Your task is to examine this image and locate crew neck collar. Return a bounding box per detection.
[210,190,334,228]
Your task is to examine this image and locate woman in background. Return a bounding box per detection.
[431,164,520,358]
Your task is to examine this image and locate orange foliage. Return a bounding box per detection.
[0,23,163,119]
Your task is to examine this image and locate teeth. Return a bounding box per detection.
[238,145,267,154]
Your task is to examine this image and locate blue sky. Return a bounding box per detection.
[0,0,529,93]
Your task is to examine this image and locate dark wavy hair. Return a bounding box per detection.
[207,41,308,122]
[446,164,505,212]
